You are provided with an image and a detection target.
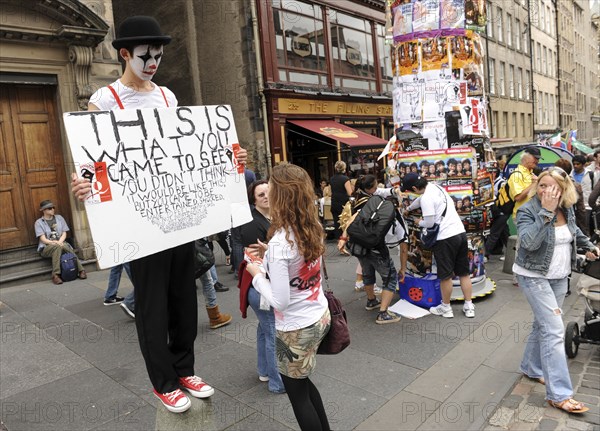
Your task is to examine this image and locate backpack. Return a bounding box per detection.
[384,212,409,248]
[194,238,215,279]
[60,252,78,282]
[346,195,397,255]
[494,171,517,215]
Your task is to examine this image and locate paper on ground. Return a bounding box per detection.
[388,299,431,319]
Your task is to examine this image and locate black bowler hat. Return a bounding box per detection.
[112,16,171,50]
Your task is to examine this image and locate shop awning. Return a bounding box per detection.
[288,120,387,148]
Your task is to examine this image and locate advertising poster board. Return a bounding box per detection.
[63,105,252,268]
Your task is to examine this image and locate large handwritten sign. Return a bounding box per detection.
[63,106,252,269]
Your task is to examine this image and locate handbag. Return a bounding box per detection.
[420,186,448,250]
[194,239,215,278]
[317,259,350,355]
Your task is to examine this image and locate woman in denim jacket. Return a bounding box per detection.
[514,167,599,414]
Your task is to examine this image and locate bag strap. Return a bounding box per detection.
[321,256,331,292]
[369,196,386,221]
[434,184,448,218]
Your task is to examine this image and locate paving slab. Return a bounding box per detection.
[354,391,441,431]
[0,321,91,399]
[0,288,55,314]
[0,368,145,431]
[65,298,138,328]
[193,342,266,397]
[403,332,499,402]
[344,306,460,371]
[483,334,529,373]
[52,318,142,372]
[153,389,257,431]
[314,347,422,399]
[29,282,107,308]
[0,304,30,327]
[224,411,293,431]
[90,404,157,431]
[104,358,154,399]
[416,365,518,431]
[233,383,298,430]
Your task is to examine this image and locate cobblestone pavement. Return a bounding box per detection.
[485,284,600,431]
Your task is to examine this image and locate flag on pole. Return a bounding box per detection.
[566,130,577,152]
[570,138,594,154]
[549,132,563,148]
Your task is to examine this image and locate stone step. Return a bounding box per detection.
[0,246,95,288]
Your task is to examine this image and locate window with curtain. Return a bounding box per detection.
[509,65,515,97]
[499,61,505,96]
[489,59,496,94]
[506,14,512,47]
[486,2,493,38]
[542,47,547,75]
[496,7,503,42]
[515,19,521,50]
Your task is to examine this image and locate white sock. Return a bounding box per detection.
[464,300,473,307]
[441,302,451,308]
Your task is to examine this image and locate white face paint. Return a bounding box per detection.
[130,44,163,81]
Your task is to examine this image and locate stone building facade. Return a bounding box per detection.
[0,0,119,257]
[485,0,534,149]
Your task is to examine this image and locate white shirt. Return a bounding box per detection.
[252,228,328,331]
[88,79,178,110]
[513,224,572,279]
[409,184,464,240]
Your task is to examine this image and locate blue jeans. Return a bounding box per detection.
[209,265,219,284]
[248,287,285,393]
[197,270,217,308]
[357,250,398,293]
[517,275,573,402]
[105,263,135,308]
[230,226,244,275]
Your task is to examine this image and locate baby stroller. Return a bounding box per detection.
[565,258,600,358]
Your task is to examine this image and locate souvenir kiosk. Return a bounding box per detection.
[384,0,496,302]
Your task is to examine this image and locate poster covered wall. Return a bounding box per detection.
[385,0,495,286]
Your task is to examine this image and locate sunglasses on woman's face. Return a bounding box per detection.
[547,167,567,178]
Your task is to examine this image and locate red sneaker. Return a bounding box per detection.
[153,389,191,413]
[179,375,215,399]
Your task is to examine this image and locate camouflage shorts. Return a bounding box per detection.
[276,308,331,378]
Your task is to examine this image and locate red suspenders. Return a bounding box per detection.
[107,84,170,109]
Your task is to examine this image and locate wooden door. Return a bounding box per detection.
[0,84,71,250]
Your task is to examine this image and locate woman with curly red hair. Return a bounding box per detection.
[246,163,331,431]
